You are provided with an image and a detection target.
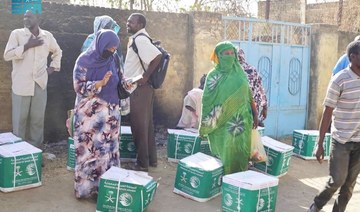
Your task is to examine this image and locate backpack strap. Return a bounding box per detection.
[130,33,153,72]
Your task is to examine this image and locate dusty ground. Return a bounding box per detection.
[0,130,359,212]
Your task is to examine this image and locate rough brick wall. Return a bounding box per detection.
[0,2,221,142]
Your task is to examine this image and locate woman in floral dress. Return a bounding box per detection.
[199,41,258,174]
[73,29,121,198]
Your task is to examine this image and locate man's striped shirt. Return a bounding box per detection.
[324,67,360,143]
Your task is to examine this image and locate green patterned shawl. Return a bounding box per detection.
[199,41,253,174]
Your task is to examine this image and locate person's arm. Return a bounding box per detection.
[254,69,268,120]
[250,98,259,129]
[48,33,62,74]
[316,106,334,164]
[134,36,161,85]
[137,54,162,85]
[73,64,111,98]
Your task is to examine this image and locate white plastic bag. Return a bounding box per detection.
[250,129,268,163]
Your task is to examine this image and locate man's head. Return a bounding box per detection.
[347,41,360,68]
[23,10,39,30]
[127,13,146,35]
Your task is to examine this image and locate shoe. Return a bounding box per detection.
[150,162,157,168]
[129,163,148,172]
[307,203,320,212]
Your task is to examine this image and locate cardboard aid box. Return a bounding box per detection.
[0,141,42,192]
[167,129,211,162]
[222,170,279,212]
[292,130,331,160]
[96,166,158,212]
[0,132,22,146]
[173,152,223,202]
[67,126,137,171]
[119,126,137,162]
[254,136,294,177]
[67,137,75,171]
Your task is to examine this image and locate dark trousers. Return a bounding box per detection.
[314,139,360,212]
[130,83,157,168]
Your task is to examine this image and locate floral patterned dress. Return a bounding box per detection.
[73,64,120,198]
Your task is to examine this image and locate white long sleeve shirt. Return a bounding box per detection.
[3,27,62,96]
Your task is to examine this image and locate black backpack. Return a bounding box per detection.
[131,33,170,89]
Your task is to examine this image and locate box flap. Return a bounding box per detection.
[167,129,199,137]
[0,132,22,145]
[0,141,42,157]
[121,126,132,134]
[223,170,278,190]
[101,166,154,186]
[262,136,294,152]
[179,152,223,170]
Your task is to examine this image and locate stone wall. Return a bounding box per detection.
[0,2,221,142]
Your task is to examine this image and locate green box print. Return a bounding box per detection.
[254,136,294,177]
[120,126,137,161]
[119,137,137,161]
[67,137,75,171]
[222,183,278,212]
[173,152,223,202]
[96,167,157,212]
[222,171,278,212]
[0,142,42,192]
[292,130,331,159]
[167,129,203,162]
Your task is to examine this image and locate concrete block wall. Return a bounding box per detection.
[0,2,222,142]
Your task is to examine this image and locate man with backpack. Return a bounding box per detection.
[124,13,162,172]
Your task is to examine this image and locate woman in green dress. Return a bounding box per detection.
[199,41,258,174]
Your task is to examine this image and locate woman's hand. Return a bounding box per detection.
[95,71,112,89]
[252,114,259,129]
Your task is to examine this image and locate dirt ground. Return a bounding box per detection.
[0,132,359,212]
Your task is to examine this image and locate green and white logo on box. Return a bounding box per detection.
[119,126,137,161]
[96,167,157,212]
[0,142,42,192]
[173,152,223,202]
[67,137,75,171]
[292,130,331,159]
[222,170,278,212]
[254,136,294,177]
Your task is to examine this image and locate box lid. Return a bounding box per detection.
[167,129,199,137]
[121,126,132,134]
[262,136,294,152]
[223,170,279,190]
[179,152,223,171]
[0,141,42,157]
[101,166,154,186]
[0,132,22,145]
[293,130,330,136]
